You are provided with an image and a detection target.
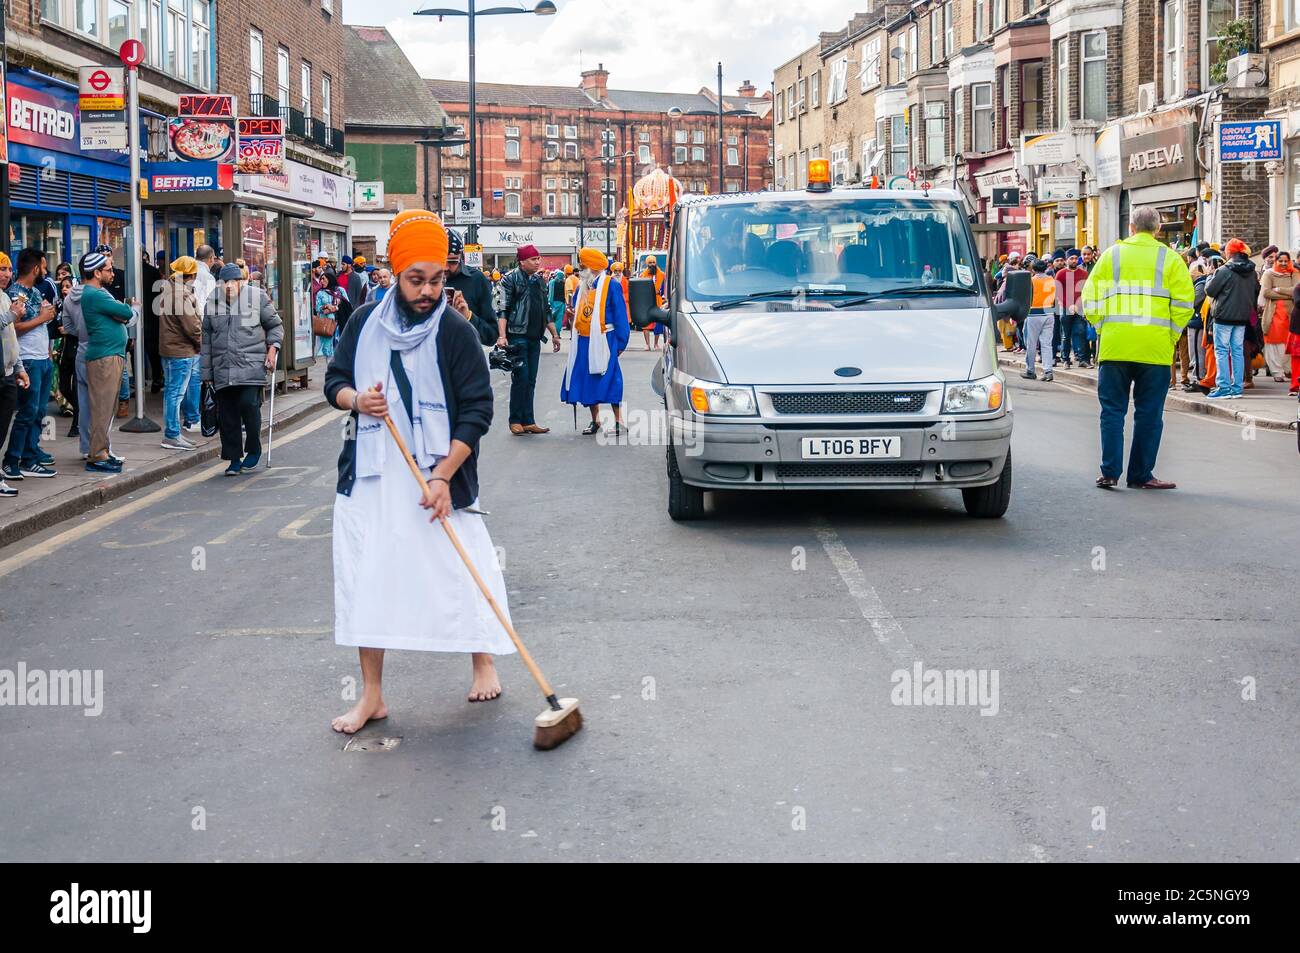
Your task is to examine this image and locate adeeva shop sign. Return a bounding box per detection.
[1120,123,1198,190]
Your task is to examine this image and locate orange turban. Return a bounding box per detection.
[1224,238,1250,258]
[388,210,449,276]
[578,246,608,272]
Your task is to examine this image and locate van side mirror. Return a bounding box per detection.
[628,277,670,331]
[995,271,1031,323]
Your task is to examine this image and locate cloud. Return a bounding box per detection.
[349,0,866,92]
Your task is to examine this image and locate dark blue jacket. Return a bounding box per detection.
[324,301,493,509]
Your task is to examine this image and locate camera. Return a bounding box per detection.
[488,343,522,373]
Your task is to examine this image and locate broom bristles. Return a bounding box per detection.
[533,700,582,750]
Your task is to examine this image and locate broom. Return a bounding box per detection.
[381,414,582,750]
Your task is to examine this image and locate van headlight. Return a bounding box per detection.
[688,379,757,416]
[943,374,1004,413]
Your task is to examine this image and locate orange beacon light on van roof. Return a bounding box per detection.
[807,159,831,192]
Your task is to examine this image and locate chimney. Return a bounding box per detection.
[580,62,609,100]
[737,79,757,98]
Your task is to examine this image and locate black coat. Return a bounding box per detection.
[445,266,498,346]
[1204,256,1258,327]
[324,301,493,510]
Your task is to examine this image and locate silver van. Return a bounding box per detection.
[629,182,1030,521]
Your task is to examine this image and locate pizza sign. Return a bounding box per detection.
[235,116,285,175]
[179,94,236,119]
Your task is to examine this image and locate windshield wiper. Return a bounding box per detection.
[830,285,977,308]
[709,289,863,311]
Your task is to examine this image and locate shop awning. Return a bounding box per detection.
[108,189,316,218]
[972,222,1031,233]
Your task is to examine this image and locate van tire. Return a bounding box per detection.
[667,445,706,521]
[961,449,1012,518]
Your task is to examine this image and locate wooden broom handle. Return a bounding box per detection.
[380,414,556,698]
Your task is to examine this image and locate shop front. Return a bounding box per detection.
[5,68,136,263]
[1119,119,1200,250]
[972,163,1028,261]
[450,224,617,271]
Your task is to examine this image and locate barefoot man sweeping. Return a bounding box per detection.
[325,210,513,734]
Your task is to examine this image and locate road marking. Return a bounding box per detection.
[207,626,332,637]
[0,409,340,579]
[811,517,913,655]
[278,504,333,540]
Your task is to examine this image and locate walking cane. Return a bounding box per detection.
[265,366,275,468]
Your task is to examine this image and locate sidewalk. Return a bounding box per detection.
[997,351,1299,432]
[0,383,329,549]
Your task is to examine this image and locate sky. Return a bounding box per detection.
[342,0,868,94]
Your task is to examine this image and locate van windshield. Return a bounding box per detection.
[683,196,982,302]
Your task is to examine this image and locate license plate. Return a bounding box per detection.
[801,435,902,459]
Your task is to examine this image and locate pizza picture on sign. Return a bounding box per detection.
[169,118,234,161]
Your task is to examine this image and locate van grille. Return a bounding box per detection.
[776,462,922,480]
[769,391,927,414]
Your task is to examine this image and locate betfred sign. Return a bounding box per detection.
[145,161,234,192]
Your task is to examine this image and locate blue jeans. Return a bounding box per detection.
[1213,322,1246,395]
[1058,312,1086,363]
[162,356,199,438]
[1097,360,1168,484]
[4,357,53,469]
[507,336,542,425]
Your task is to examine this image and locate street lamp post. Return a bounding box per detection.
[669,65,757,197]
[416,2,557,243]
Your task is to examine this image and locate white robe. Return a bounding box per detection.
[332,400,516,655]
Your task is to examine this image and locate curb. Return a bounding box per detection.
[0,397,330,550]
[997,356,1297,433]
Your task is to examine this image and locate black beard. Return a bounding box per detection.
[397,289,435,324]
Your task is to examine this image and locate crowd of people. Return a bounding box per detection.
[0,242,282,499]
[990,237,1300,398]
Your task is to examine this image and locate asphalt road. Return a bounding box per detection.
[1,341,1297,862]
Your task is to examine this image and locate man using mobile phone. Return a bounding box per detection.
[443,231,498,347]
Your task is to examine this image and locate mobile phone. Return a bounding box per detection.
[445,288,456,305]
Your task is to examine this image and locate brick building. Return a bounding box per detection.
[771,0,1272,257]
[425,64,772,266]
[343,25,449,261]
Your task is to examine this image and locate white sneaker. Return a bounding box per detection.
[161,436,198,451]
[0,481,17,498]
[183,422,200,433]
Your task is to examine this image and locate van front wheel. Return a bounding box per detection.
[667,445,706,521]
[961,450,1012,518]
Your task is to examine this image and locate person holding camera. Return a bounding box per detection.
[496,243,559,436]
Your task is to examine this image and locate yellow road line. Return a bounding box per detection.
[0,409,341,579]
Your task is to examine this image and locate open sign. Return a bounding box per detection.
[237,117,283,138]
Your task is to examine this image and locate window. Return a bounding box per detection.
[1080,31,1107,121]
[545,177,556,189]
[545,123,559,137]
[1203,1,1237,89]
[505,126,519,137]
[976,0,986,39]
[993,0,1006,31]
[449,143,465,157]
[693,130,705,144]
[504,176,522,189]
[810,72,821,108]
[889,115,908,175]
[831,143,849,184]
[724,182,740,193]
[571,191,581,212]
[545,193,557,215]
[925,100,946,166]
[639,131,650,142]
[675,146,688,164]
[692,146,706,162]
[190,0,210,88]
[997,66,1009,147]
[544,141,559,160]
[931,13,941,65]
[860,37,882,91]
[952,87,964,155]
[601,128,616,143]
[675,129,689,144]
[787,85,796,119]
[443,175,454,187]
[505,139,521,161]
[250,28,264,97]
[909,25,918,75]
[728,134,738,145]
[602,194,616,216]
[973,82,993,152]
[146,1,162,68]
[560,192,570,215]
[277,46,290,105]
[1287,0,1300,29]
[454,175,465,188]
[564,125,578,138]
[637,144,651,162]
[1021,62,1043,132]
[301,62,312,115]
[1163,2,1183,101]
[322,75,332,130]
[944,2,955,56]
[797,78,806,111]
[893,32,909,82]
[1056,37,1069,125]
[828,56,849,103]
[564,142,578,159]
[861,134,876,177]
[505,193,521,216]
[726,146,739,165]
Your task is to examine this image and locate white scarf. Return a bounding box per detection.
[354,289,450,478]
[565,272,612,390]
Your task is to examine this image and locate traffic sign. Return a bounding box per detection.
[119,39,145,68]
[78,66,127,150]
[457,197,482,225]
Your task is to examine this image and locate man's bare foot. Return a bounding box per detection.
[468,654,502,702]
[331,696,388,734]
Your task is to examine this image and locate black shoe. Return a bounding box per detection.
[224,461,242,476]
[581,422,600,435]
[68,425,80,438]
[19,463,56,478]
[1,464,22,481]
[85,459,122,474]
[1020,370,1037,380]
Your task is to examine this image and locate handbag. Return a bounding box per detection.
[312,314,337,338]
[200,381,220,438]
